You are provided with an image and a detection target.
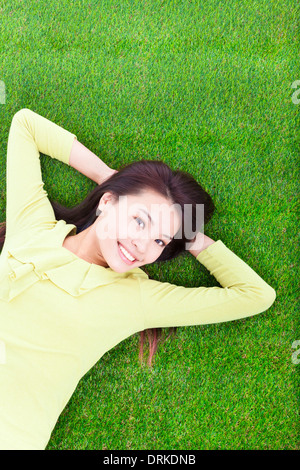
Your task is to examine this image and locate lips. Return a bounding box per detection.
[117,242,138,264]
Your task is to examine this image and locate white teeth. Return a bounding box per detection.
[119,243,135,262]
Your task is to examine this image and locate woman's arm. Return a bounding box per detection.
[69,139,117,185]
[139,239,276,329]
[5,108,77,238]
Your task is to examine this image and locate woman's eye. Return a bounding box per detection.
[135,217,145,229]
[156,239,166,247]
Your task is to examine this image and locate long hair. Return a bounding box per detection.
[0,159,215,366]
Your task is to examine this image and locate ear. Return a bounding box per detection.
[97,191,117,214]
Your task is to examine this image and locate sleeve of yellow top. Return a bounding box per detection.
[140,240,276,329]
[5,108,77,238]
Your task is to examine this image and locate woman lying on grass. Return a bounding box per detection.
[0,109,276,449]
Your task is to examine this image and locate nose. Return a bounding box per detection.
[130,234,150,259]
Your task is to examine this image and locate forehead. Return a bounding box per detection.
[125,190,178,215]
[127,189,172,205]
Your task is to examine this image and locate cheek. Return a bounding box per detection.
[150,243,164,258]
[113,210,133,240]
[95,212,119,242]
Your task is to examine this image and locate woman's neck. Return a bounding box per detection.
[63,225,108,267]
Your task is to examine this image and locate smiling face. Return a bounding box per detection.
[93,188,182,272]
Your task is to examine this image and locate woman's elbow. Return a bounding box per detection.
[256,285,276,313]
[11,108,32,128]
[239,284,276,317]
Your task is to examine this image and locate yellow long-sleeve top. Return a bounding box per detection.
[0,109,276,450]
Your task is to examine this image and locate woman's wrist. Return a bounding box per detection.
[69,138,116,185]
[187,232,216,257]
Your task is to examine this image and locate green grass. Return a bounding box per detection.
[0,0,299,450]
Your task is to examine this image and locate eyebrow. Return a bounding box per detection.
[139,208,172,240]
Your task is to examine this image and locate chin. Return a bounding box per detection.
[105,254,132,273]
[109,263,125,273]
[112,264,134,273]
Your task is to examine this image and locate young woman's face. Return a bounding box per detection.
[94,189,182,272]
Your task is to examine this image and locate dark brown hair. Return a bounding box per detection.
[0,159,215,366]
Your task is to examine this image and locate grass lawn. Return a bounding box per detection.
[0,0,298,450]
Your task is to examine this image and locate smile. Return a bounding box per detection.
[118,242,136,264]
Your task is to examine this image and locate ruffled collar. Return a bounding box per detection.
[0,220,148,302]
